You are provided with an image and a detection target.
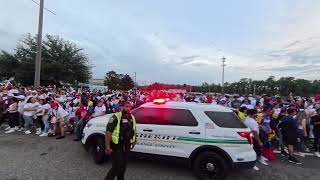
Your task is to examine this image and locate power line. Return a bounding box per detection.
[31,0,56,15]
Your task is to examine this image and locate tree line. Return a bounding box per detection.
[104,71,135,91]
[0,34,92,86]
[193,76,320,97]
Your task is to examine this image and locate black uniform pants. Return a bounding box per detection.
[105,147,128,180]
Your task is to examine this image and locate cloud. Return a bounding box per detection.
[1,0,320,85]
[181,60,211,67]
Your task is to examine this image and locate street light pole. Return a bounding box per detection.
[221,57,226,95]
[34,0,44,88]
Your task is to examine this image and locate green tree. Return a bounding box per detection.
[120,74,135,91]
[0,51,19,81]
[104,70,122,90]
[278,77,295,96]
[1,34,92,86]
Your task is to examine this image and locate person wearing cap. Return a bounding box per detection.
[104,101,136,180]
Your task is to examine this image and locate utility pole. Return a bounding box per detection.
[34,0,44,88]
[221,57,226,95]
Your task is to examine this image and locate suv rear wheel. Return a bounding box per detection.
[193,152,228,180]
[91,137,107,164]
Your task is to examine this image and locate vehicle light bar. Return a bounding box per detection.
[153,99,166,104]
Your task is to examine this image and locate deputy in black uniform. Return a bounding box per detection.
[104,101,136,180]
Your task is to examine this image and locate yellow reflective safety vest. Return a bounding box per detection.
[111,112,136,145]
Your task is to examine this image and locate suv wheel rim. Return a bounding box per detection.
[200,158,218,178]
[206,163,215,172]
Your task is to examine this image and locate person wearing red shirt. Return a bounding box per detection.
[74,98,89,141]
[207,95,213,103]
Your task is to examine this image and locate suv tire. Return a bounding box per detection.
[92,137,107,164]
[193,152,228,180]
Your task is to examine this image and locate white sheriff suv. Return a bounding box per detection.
[82,99,256,180]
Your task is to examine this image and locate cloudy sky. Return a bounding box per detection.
[1,0,320,85]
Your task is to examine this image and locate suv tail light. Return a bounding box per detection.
[238,132,253,144]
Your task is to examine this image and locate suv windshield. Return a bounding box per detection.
[204,111,247,128]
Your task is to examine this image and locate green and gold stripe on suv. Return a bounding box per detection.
[176,137,249,144]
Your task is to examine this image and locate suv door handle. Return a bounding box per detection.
[189,131,201,135]
[143,129,153,132]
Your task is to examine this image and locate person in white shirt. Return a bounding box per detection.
[23,97,39,134]
[17,95,26,131]
[35,96,46,135]
[92,100,106,118]
[249,96,257,108]
[244,109,268,170]
[241,99,254,110]
[55,97,69,139]
[39,98,52,137]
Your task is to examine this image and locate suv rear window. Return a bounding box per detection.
[204,111,246,128]
[133,107,198,126]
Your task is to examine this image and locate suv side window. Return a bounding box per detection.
[133,107,163,124]
[133,107,198,126]
[204,111,247,128]
[163,109,198,126]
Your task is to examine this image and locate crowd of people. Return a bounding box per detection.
[214,92,320,170]
[0,84,147,140]
[1,82,320,171]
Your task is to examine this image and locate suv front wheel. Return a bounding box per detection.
[193,152,228,180]
[91,137,107,164]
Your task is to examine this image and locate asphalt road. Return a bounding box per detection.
[1,126,320,180]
